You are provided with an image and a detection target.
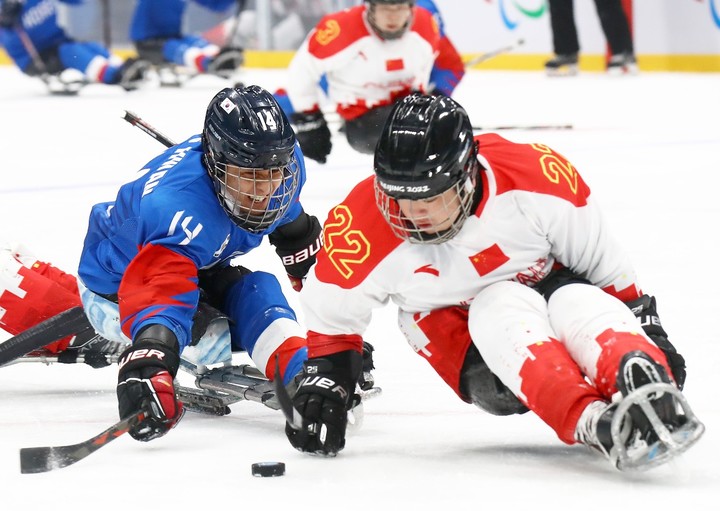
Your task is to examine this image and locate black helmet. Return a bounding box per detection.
[374,92,480,244]
[202,85,299,232]
[365,0,416,40]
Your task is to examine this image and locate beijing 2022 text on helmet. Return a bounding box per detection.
[374,92,480,244]
[365,0,416,40]
[202,85,298,232]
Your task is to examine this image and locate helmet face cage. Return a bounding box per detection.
[365,0,416,40]
[203,85,298,232]
[374,158,478,244]
[208,154,299,233]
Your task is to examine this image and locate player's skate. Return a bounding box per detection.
[575,351,704,471]
[42,69,88,96]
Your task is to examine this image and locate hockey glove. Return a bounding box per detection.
[626,294,686,389]
[0,0,23,29]
[291,110,332,164]
[117,325,184,442]
[286,350,363,456]
[269,212,322,291]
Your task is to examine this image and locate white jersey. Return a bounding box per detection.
[301,133,643,345]
[284,5,441,120]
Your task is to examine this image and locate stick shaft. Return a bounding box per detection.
[122,111,176,148]
[464,39,525,68]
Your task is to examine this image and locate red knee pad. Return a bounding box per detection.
[1,262,81,353]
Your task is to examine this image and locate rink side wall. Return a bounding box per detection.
[1,0,719,72]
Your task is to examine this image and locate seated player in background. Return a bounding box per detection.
[0,0,149,93]
[275,0,465,163]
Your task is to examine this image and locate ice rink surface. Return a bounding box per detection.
[1,66,719,508]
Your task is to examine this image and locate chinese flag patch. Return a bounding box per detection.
[469,244,510,276]
[386,59,404,71]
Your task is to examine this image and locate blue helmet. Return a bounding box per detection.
[202,85,298,232]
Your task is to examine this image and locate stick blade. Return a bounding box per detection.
[20,446,80,474]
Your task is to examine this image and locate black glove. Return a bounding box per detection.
[0,0,23,29]
[291,110,332,164]
[286,350,363,456]
[117,325,184,442]
[269,212,322,291]
[626,294,686,389]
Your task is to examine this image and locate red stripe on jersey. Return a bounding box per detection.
[601,283,642,303]
[314,177,402,289]
[118,244,198,339]
[307,331,363,358]
[386,58,404,71]
[265,336,307,381]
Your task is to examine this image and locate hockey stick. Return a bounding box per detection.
[14,24,48,75]
[472,124,573,131]
[225,0,247,48]
[0,306,93,367]
[464,38,525,68]
[274,357,307,431]
[19,409,147,474]
[100,0,112,50]
[122,111,176,148]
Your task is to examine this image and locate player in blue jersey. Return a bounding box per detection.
[77,85,322,442]
[129,0,244,84]
[0,0,149,93]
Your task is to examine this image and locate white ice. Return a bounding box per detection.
[1,66,719,508]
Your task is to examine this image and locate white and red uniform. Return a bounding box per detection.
[300,133,673,444]
[284,5,460,120]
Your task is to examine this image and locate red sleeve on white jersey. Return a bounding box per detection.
[409,7,442,50]
[475,133,591,207]
[306,7,370,59]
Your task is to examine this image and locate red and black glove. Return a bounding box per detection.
[117,325,184,442]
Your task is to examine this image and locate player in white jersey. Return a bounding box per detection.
[276,0,464,163]
[282,93,704,472]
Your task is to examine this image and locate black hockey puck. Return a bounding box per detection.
[251,462,285,477]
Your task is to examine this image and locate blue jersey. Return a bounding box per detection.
[0,0,82,70]
[130,0,236,41]
[78,135,307,347]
